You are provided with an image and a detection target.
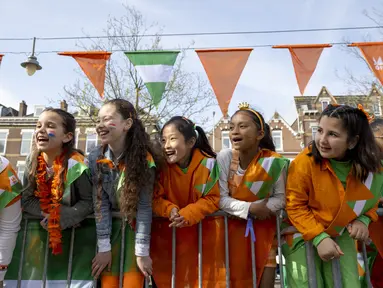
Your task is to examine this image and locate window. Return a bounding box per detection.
[272,131,283,151]
[0,129,9,155]
[16,161,26,184]
[20,130,34,155]
[221,131,231,149]
[373,103,381,116]
[312,126,318,140]
[85,129,98,154]
[321,101,329,111]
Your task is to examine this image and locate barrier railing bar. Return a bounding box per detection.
[171,226,176,288]
[17,218,28,288]
[331,258,342,288]
[66,227,76,288]
[198,221,203,288]
[22,207,383,219]
[250,235,257,288]
[119,219,126,288]
[42,232,49,288]
[305,241,318,288]
[362,243,372,288]
[224,216,230,288]
[276,212,285,288]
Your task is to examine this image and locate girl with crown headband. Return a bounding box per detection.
[151,116,223,287]
[283,104,383,287]
[217,103,289,287]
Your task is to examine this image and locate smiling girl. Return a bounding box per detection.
[9,108,94,287]
[217,103,289,288]
[89,99,159,288]
[151,116,222,287]
[0,157,22,288]
[283,104,383,287]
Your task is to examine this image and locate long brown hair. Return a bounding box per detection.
[27,108,81,190]
[96,99,163,224]
[309,104,381,182]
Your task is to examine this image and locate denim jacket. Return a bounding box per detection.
[88,146,154,257]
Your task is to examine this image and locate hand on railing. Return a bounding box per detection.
[92,251,112,279]
[249,201,272,220]
[347,220,369,243]
[137,256,153,278]
[169,207,188,228]
[316,238,344,262]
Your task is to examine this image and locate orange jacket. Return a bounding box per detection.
[152,148,220,226]
[286,147,379,241]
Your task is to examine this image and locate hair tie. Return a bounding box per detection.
[357,104,374,123]
[238,102,264,131]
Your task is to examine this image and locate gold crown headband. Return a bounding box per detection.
[238,102,264,131]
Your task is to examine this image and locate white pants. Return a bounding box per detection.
[0,199,21,281]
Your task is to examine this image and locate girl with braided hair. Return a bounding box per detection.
[283,104,383,287]
[89,99,161,288]
[151,116,222,287]
[6,108,94,287]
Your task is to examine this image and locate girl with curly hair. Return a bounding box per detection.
[89,99,160,288]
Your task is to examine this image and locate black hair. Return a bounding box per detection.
[232,109,276,152]
[309,104,381,182]
[161,116,216,158]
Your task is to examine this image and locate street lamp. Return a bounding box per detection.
[21,37,42,76]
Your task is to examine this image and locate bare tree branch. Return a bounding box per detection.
[63,4,216,126]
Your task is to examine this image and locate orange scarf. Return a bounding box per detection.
[34,152,66,255]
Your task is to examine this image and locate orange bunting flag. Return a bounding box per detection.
[273,44,332,95]
[196,48,252,116]
[349,42,383,86]
[58,51,112,98]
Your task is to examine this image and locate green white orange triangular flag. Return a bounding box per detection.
[125,51,179,106]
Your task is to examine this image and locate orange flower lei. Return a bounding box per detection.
[35,152,65,255]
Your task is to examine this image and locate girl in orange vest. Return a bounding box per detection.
[151,116,222,287]
[218,102,289,288]
[89,99,159,288]
[0,157,22,287]
[284,104,383,287]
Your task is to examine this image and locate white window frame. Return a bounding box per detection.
[312,126,318,140]
[271,130,283,152]
[34,105,45,117]
[0,129,9,155]
[373,102,382,116]
[85,128,98,155]
[221,131,231,149]
[16,161,26,184]
[321,101,329,111]
[20,129,34,156]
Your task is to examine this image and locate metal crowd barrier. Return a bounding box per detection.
[14,208,383,288]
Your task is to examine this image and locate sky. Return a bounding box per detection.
[1,0,383,128]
